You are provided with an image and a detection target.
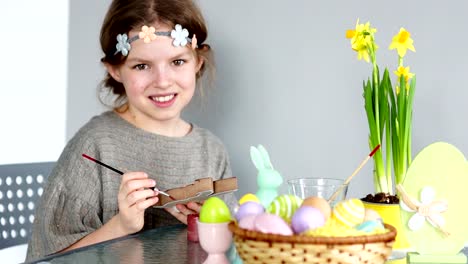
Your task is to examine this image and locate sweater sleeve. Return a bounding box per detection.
[26,134,104,262]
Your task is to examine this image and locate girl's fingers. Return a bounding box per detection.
[176,204,197,216]
[122,178,156,195]
[186,202,202,213]
[134,196,159,211]
[126,189,158,206]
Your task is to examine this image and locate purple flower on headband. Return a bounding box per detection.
[116,34,131,56]
[171,24,189,47]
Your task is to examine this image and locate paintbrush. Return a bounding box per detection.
[328,144,381,203]
[82,153,175,200]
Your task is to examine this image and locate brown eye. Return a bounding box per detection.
[173,59,185,66]
[134,64,149,70]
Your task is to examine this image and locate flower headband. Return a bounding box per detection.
[114,24,197,56]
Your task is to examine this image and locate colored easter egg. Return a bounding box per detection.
[267,194,303,222]
[356,220,385,233]
[235,201,265,221]
[364,208,383,222]
[238,214,257,230]
[199,197,232,223]
[301,196,331,220]
[331,198,365,228]
[254,213,293,236]
[291,206,326,234]
[239,193,260,205]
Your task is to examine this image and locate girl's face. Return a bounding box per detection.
[107,23,202,133]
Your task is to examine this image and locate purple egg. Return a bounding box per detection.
[235,201,265,221]
[291,206,326,234]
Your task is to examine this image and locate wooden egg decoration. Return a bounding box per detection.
[267,194,303,223]
[331,198,365,228]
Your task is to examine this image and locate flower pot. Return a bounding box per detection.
[362,201,410,250]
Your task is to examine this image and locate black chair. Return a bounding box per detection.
[0,162,55,252]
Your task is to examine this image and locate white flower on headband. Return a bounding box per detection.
[116,34,131,56]
[139,25,157,43]
[171,24,189,47]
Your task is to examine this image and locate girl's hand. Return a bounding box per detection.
[116,172,159,234]
[165,201,202,224]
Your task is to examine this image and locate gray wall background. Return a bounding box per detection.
[67,0,468,199]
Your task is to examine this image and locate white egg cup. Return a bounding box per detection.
[197,220,232,264]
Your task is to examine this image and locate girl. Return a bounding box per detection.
[26,0,236,261]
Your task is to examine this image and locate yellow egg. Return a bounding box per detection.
[331,198,365,228]
[267,194,303,223]
[301,196,331,220]
[239,193,260,205]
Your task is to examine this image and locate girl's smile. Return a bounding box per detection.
[150,93,177,108]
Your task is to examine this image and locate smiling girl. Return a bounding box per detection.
[26,0,236,261]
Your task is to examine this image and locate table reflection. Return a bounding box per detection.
[28,225,207,264]
[27,224,468,264]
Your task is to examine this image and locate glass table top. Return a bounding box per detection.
[27,224,207,264]
[27,224,468,264]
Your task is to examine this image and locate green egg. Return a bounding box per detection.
[199,197,232,223]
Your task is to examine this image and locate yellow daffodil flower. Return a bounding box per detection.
[389,28,416,58]
[394,65,415,82]
[346,19,377,63]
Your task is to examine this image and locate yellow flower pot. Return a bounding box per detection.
[363,201,410,250]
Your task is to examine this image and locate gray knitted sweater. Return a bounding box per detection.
[26,111,236,261]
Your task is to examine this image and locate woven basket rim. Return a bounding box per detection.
[228,221,396,245]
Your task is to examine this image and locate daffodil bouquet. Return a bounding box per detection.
[346,20,416,195]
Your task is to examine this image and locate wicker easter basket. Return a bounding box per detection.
[228,222,397,264]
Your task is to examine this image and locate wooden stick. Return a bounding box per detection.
[82,153,175,200]
[328,144,380,203]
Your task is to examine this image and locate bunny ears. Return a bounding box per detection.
[250,145,275,171]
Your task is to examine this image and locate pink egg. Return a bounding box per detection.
[291,206,326,234]
[254,213,293,236]
[235,201,265,221]
[238,214,257,230]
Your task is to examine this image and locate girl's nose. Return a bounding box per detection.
[151,65,172,89]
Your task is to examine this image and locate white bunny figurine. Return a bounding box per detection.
[250,145,283,208]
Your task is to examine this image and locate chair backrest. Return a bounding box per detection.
[0,162,55,249]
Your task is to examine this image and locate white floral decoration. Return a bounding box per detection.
[171,24,189,47]
[401,186,448,232]
[115,34,131,56]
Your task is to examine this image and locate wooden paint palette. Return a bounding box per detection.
[153,177,238,208]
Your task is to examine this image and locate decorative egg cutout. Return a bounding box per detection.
[267,194,303,222]
[331,198,365,228]
[199,197,232,223]
[400,142,468,255]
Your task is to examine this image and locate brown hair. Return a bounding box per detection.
[99,0,214,109]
